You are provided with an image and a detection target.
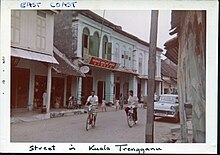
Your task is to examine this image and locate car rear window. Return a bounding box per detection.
[159,96,177,103]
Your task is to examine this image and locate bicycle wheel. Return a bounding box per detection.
[127,113,134,128]
[86,114,91,131]
[92,115,96,127]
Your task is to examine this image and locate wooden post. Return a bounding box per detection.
[145,10,159,143]
[46,64,52,113]
[63,76,67,107]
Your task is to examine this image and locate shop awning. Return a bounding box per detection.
[11,47,59,64]
[164,37,178,65]
[161,59,177,79]
[138,75,148,79]
[52,46,85,77]
[137,75,162,81]
[115,67,138,75]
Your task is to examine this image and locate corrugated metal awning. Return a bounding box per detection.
[53,46,85,77]
[11,47,59,64]
[164,37,179,65]
[161,59,177,78]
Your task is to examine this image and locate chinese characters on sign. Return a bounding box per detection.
[89,57,117,69]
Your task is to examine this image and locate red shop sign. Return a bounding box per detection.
[89,57,117,69]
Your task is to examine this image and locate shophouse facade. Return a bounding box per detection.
[11,10,83,113]
[54,10,163,105]
[161,59,177,94]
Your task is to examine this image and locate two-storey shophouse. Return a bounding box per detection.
[54,10,162,105]
[11,10,83,113]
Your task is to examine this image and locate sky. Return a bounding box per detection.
[92,10,175,58]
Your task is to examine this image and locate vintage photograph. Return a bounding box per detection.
[10,9,205,143]
[0,0,218,154]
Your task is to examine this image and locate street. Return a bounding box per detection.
[11,108,179,143]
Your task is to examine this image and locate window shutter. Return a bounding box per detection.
[89,35,94,56]
[107,42,112,60]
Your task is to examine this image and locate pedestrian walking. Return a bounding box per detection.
[42,90,47,113]
[119,93,124,110]
[101,99,107,112]
[68,96,74,109]
[115,99,120,111]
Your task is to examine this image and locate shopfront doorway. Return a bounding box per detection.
[138,83,141,102]
[97,81,106,103]
[11,67,30,109]
[82,76,93,104]
[123,82,129,103]
[51,77,64,108]
[34,75,47,108]
[115,82,120,100]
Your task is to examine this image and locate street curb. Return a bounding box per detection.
[11,109,85,124]
[11,113,50,124]
[50,109,85,118]
[11,105,145,124]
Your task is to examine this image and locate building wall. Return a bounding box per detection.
[12,59,47,110]
[14,58,76,109]
[177,11,206,143]
[54,11,77,59]
[54,11,162,78]
[54,10,162,103]
[11,10,58,112]
[11,10,55,56]
[111,36,135,69]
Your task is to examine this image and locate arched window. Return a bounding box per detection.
[82,27,90,57]
[89,31,99,57]
[102,35,108,59]
[139,53,143,74]
[114,43,120,62]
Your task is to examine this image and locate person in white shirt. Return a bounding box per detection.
[85,90,99,126]
[42,90,47,113]
[125,90,139,124]
[101,98,107,112]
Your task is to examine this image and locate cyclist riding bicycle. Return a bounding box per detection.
[85,90,99,126]
[125,90,139,124]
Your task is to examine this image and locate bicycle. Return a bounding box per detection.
[126,105,136,128]
[85,105,97,131]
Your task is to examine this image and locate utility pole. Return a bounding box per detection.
[145,10,159,143]
[98,10,105,56]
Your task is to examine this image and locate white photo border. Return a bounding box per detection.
[0,0,218,154]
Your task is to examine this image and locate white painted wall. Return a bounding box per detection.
[11,10,55,56]
[76,14,160,75]
[75,12,162,99]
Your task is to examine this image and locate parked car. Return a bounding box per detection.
[154,94,179,122]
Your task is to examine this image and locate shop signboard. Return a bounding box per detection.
[88,56,117,69]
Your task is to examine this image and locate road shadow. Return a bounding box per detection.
[154,117,180,124]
